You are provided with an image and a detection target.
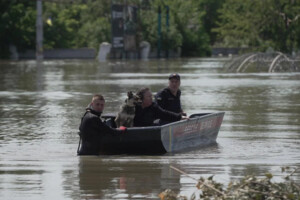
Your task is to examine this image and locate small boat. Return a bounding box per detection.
[100,112,225,155]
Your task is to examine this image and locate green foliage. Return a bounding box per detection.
[139,1,183,51]
[160,167,300,200]
[213,0,300,53]
[0,0,36,58]
[75,0,111,49]
[1,0,299,58]
[43,2,87,48]
[77,17,111,49]
[195,0,225,45]
[213,0,260,47]
[43,0,111,49]
[169,0,210,56]
[139,0,211,56]
[265,172,273,179]
[1,0,215,58]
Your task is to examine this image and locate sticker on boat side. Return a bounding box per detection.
[173,116,223,138]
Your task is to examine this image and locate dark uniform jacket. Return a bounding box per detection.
[155,87,182,113]
[133,103,182,127]
[78,108,122,155]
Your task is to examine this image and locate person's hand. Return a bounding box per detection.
[119,126,127,131]
[181,115,189,120]
[181,112,187,116]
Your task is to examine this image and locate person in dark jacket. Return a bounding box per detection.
[133,88,187,127]
[78,94,125,156]
[155,73,186,115]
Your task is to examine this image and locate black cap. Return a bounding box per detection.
[168,73,180,80]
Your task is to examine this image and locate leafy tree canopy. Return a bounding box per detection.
[213,0,300,53]
[1,0,299,58]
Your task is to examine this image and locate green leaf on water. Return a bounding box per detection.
[287,193,295,199]
[265,172,273,179]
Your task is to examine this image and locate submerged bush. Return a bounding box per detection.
[159,166,300,200]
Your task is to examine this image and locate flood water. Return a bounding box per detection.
[0,58,299,199]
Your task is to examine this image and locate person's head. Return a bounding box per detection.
[168,73,181,93]
[137,87,152,108]
[90,94,105,112]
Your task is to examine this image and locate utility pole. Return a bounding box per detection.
[36,0,43,60]
[157,6,161,58]
[165,5,169,58]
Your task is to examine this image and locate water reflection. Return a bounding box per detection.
[77,157,181,199]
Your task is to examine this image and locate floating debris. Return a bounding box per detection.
[159,166,300,200]
[159,189,178,200]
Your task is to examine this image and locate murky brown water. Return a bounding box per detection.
[0,58,299,199]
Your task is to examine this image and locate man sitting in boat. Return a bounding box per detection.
[78,94,126,156]
[154,73,186,124]
[155,73,186,115]
[134,88,187,127]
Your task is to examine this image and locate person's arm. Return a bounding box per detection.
[154,104,182,122]
[179,99,187,116]
[90,117,124,136]
[177,90,185,115]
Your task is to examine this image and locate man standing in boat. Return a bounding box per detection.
[155,73,186,123]
[78,94,126,155]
